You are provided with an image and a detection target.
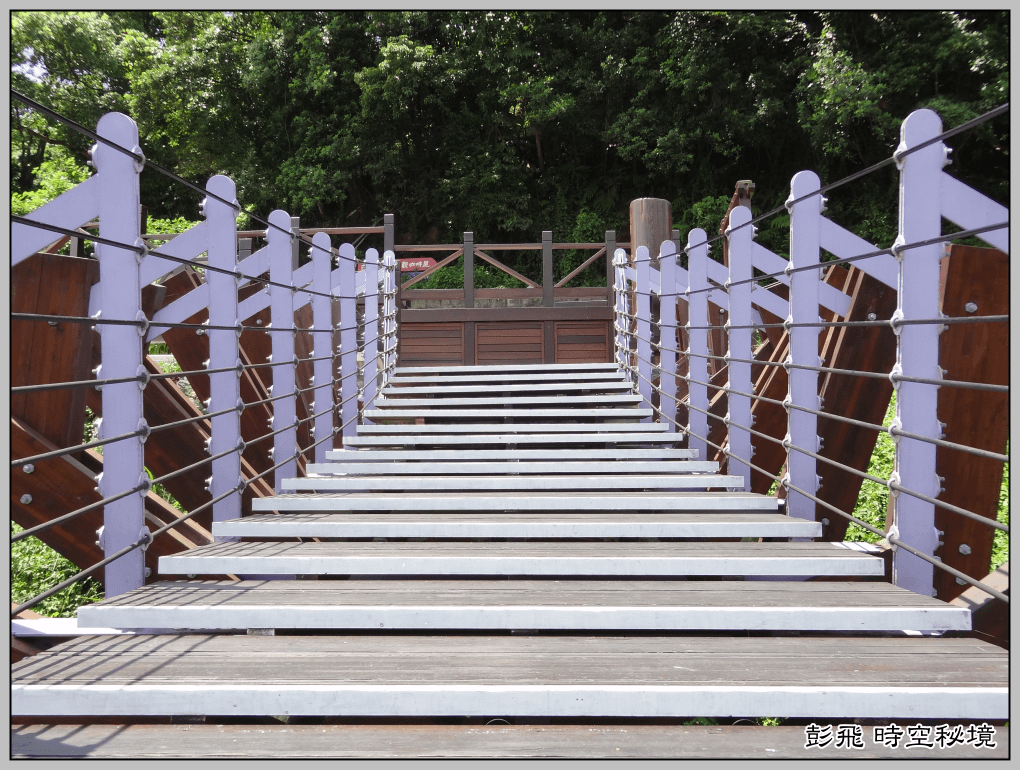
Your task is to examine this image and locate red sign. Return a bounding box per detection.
[399,257,437,272]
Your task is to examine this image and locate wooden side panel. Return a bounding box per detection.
[11,419,215,588]
[398,323,465,367]
[476,322,544,365]
[554,321,611,364]
[11,254,99,450]
[934,246,1009,602]
[815,265,898,541]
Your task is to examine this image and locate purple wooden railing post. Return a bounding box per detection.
[94,113,147,596]
[635,246,653,419]
[724,208,754,490]
[382,250,397,385]
[613,249,628,373]
[657,240,678,431]
[268,209,297,491]
[784,171,823,522]
[891,109,944,597]
[205,175,243,536]
[684,229,710,462]
[337,244,359,441]
[311,232,335,464]
[361,248,380,416]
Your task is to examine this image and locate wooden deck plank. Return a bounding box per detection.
[213,511,819,539]
[393,363,620,375]
[355,422,672,434]
[157,541,885,577]
[388,372,628,385]
[342,433,684,447]
[251,490,780,512]
[373,394,643,408]
[304,460,722,475]
[362,408,652,421]
[13,635,1007,719]
[282,474,746,492]
[324,448,700,461]
[381,382,635,396]
[12,723,1009,759]
[78,579,970,632]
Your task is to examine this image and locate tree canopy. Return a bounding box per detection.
[12,10,1009,268]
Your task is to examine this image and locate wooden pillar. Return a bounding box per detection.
[630,198,672,266]
[463,232,474,309]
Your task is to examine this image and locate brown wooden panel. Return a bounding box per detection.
[397,323,464,367]
[814,265,898,542]
[474,322,546,366]
[934,246,1009,602]
[11,254,100,450]
[554,321,610,365]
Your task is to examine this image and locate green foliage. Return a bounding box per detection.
[846,394,896,543]
[11,10,1008,278]
[11,523,103,618]
[10,151,91,216]
[991,448,1008,572]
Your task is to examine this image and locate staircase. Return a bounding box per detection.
[12,363,1008,749]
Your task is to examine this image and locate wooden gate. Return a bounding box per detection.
[395,232,623,366]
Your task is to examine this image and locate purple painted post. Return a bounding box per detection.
[784,171,823,522]
[311,232,335,463]
[205,175,243,536]
[657,240,678,431]
[613,249,628,373]
[684,229,710,462]
[338,243,359,441]
[94,113,147,596]
[891,110,944,597]
[268,209,297,492]
[361,248,380,415]
[635,246,653,419]
[382,250,397,385]
[724,207,754,490]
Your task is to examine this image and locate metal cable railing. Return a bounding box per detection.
[12,102,392,614]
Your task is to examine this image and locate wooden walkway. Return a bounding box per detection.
[12,363,1008,755]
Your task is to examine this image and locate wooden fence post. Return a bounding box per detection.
[784,171,823,522]
[362,248,380,413]
[634,245,653,418]
[725,207,754,490]
[268,209,298,492]
[310,232,334,463]
[94,113,147,596]
[338,243,359,441]
[205,175,243,534]
[685,229,710,462]
[658,240,678,431]
[891,109,944,596]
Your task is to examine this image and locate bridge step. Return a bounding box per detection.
[212,512,821,539]
[252,491,780,512]
[78,580,971,632]
[283,473,744,492]
[324,448,700,461]
[305,460,721,475]
[380,381,635,396]
[356,422,670,434]
[393,362,621,375]
[373,394,644,408]
[387,371,628,385]
[363,408,653,422]
[342,432,682,447]
[14,635,1007,720]
[13,362,1006,729]
[158,541,885,577]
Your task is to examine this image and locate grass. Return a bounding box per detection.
[11,522,103,617]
